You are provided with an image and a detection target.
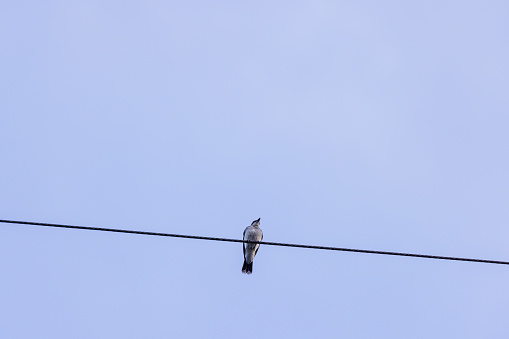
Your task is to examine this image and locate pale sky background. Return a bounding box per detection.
[1,1,509,338]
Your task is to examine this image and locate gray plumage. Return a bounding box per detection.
[242,218,263,274]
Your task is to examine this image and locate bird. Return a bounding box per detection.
[242,218,263,274]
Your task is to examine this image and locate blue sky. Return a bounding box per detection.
[1,1,509,338]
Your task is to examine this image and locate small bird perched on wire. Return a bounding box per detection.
[242,218,263,274]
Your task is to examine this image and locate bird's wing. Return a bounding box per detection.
[242,227,247,259]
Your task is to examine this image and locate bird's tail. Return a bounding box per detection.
[242,260,253,274]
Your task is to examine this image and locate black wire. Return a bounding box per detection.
[1,219,507,265]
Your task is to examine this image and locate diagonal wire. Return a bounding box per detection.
[1,218,508,265]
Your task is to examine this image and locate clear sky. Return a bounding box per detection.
[1,1,509,338]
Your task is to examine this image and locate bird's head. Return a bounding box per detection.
[251,218,261,226]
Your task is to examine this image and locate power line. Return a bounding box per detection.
[1,218,507,266]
